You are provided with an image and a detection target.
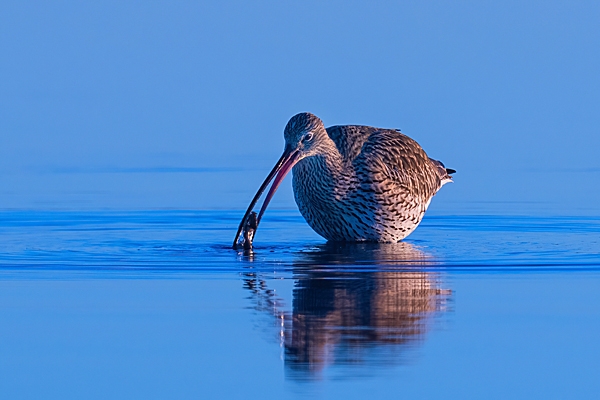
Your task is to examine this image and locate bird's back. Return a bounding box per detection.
[326,125,448,196]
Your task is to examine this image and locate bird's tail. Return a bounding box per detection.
[430,158,455,186]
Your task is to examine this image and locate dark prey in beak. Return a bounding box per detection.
[241,211,258,250]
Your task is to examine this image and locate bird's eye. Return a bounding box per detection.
[303,133,314,142]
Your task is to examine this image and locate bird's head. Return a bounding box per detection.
[283,112,328,160]
[233,112,328,248]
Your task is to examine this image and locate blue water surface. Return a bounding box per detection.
[0,210,599,399]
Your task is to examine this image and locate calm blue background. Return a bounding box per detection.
[2,4,600,399]
[1,1,599,213]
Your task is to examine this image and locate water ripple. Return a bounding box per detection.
[0,210,599,277]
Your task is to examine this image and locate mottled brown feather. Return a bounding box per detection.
[291,117,453,242]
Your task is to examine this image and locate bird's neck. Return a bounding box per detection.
[294,140,345,186]
[313,140,344,175]
[292,141,349,218]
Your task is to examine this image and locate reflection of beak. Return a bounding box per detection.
[233,147,300,248]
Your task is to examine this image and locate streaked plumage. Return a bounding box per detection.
[233,112,454,247]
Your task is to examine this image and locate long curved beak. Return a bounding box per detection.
[233,147,300,249]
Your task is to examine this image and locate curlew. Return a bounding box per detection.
[233,112,455,248]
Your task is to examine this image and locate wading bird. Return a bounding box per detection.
[233,112,454,248]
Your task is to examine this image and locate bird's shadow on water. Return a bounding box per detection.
[241,241,452,381]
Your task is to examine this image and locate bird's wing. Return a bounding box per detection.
[355,129,441,199]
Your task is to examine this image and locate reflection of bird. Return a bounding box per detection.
[234,112,454,247]
[286,270,449,377]
[242,242,451,379]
